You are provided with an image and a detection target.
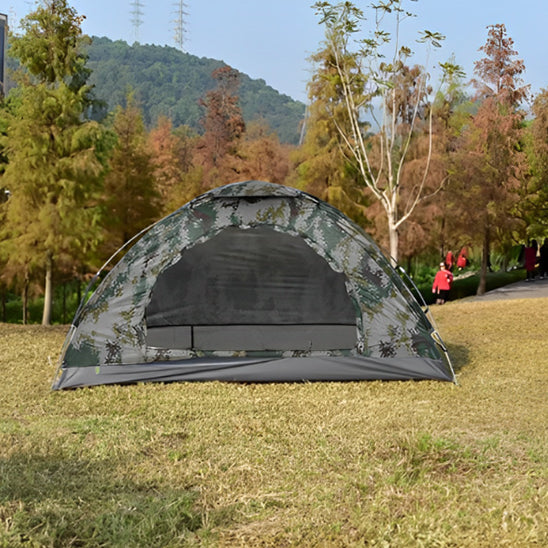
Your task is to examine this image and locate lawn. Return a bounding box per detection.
[0,297,547,546]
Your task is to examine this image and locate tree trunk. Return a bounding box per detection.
[440,216,446,260]
[42,253,53,326]
[1,289,6,322]
[477,226,490,296]
[388,216,399,266]
[62,282,67,324]
[22,273,29,325]
[77,276,82,305]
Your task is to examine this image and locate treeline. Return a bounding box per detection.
[4,36,306,146]
[1,0,547,325]
[84,37,306,145]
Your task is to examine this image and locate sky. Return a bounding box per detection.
[3,0,547,103]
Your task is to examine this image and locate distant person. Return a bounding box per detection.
[539,238,548,279]
[432,262,453,305]
[524,239,538,281]
[445,250,455,272]
[456,248,468,271]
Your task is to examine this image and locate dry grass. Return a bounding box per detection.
[0,298,547,546]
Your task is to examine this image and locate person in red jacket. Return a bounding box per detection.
[432,262,453,305]
[524,239,538,281]
[445,250,455,271]
[456,246,468,270]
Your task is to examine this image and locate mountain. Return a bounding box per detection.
[85,37,306,144]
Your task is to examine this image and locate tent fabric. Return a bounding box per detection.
[53,180,455,389]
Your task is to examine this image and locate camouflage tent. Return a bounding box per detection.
[53,181,455,389]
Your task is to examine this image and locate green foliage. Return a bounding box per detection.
[101,93,162,251]
[522,89,548,235]
[1,0,109,324]
[84,37,305,144]
[312,0,453,261]
[1,281,83,324]
[291,36,371,226]
[0,1,545,332]
[9,0,90,86]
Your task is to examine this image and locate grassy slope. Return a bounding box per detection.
[0,298,547,546]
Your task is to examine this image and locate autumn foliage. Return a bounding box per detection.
[0,2,547,322]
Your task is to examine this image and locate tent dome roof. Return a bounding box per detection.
[200,180,304,200]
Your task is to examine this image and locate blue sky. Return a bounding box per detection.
[4,1,547,103]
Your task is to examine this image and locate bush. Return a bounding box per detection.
[1,282,83,324]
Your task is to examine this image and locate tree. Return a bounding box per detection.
[101,94,161,254]
[237,121,292,185]
[195,66,245,190]
[452,24,528,294]
[83,37,304,145]
[312,0,454,263]
[395,61,469,268]
[147,116,199,213]
[0,0,107,325]
[292,39,371,226]
[522,88,548,235]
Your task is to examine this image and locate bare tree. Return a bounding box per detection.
[313,1,458,263]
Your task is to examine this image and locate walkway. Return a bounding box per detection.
[470,277,548,301]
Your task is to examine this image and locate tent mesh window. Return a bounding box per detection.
[145,226,358,352]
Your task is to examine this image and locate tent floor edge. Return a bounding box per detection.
[53,355,454,389]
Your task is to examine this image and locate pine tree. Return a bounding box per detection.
[237,121,291,185]
[0,0,107,325]
[101,94,161,254]
[196,66,245,190]
[453,24,528,294]
[147,116,199,213]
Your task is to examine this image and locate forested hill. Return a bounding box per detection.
[85,37,306,144]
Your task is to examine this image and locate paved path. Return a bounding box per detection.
[470,277,548,301]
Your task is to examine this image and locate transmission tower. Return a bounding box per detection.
[130,0,144,42]
[172,1,188,52]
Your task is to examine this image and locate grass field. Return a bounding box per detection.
[1,297,547,546]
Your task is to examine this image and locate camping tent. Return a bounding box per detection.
[52,180,455,389]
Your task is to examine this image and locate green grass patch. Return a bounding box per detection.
[1,298,547,545]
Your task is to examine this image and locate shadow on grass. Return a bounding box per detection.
[0,453,207,546]
[446,342,470,373]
